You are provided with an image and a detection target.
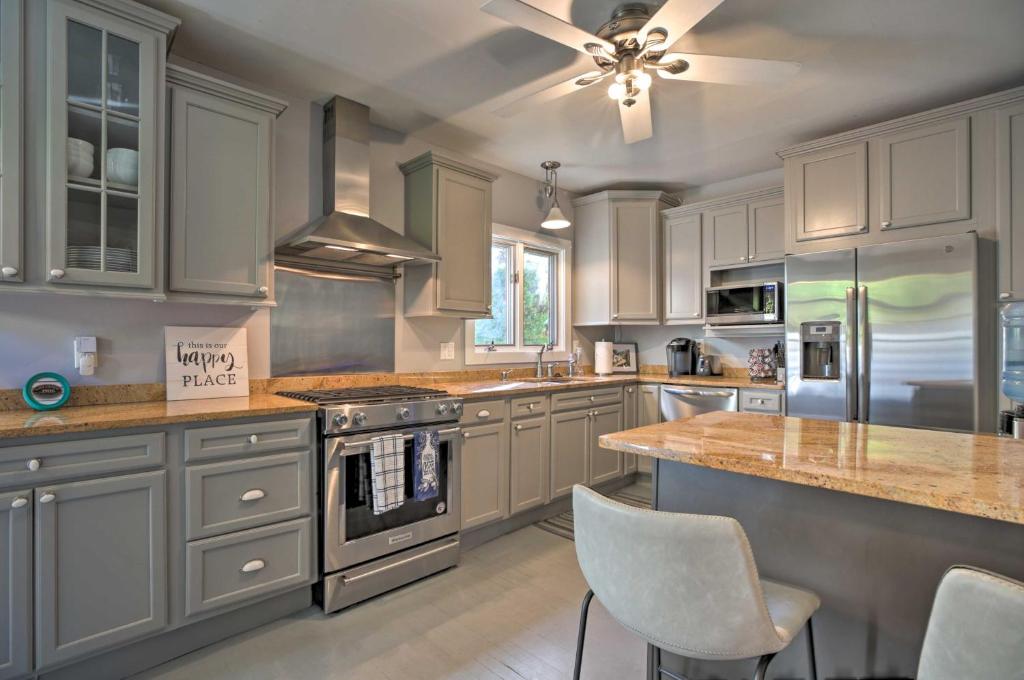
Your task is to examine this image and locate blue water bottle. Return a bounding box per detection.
[1003,302,1024,403]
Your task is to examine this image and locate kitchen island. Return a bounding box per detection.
[599,412,1024,679]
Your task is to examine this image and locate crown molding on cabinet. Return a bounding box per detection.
[571,190,681,208]
[166,64,288,118]
[778,85,1024,159]
[661,186,783,218]
[398,151,499,182]
[75,0,180,42]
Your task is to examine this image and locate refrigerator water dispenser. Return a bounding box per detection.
[800,322,840,380]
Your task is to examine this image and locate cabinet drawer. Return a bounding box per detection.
[185,517,313,616]
[460,399,507,426]
[185,451,312,540]
[184,417,312,463]
[551,387,623,412]
[510,395,549,419]
[740,390,783,414]
[0,432,164,488]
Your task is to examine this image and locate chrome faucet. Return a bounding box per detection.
[535,343,553,378]
[567,351,578,378]
[499,369,514,382]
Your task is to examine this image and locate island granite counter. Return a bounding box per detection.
[599,412,1024,679]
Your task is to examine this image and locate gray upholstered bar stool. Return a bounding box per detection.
[917,565,1024,679]
[571,485,820,680]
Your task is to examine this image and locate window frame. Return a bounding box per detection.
[465,224,572,365]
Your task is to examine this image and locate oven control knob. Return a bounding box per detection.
[352,412,368,426]
[452,402,463,416]
[332,413,349,428]
[397,407,411,421]
[436,402,450,416]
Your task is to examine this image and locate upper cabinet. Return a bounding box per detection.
[573,190,679,326]
[786,141,868,243]
[704,204,749,267]
[998,100,1024,301]
[45,0,178,290]
[166,65,285,304]
[0,0,22,284]
[662,212,702,323]
[401,152,497,318]
[747,195,785,262]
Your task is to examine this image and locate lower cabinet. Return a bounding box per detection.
[622,385,639,474]
[460,422,510,529]
[510,415,549,514]
[549,409,590,500]
[35,471,167,667]
[588,405,624,485]
[0,489,31,680]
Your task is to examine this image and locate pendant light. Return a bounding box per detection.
[540,161,570,229]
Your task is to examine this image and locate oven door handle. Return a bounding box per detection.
[334,426,462,455]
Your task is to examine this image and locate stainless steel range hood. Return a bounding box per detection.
[275,96,439,274]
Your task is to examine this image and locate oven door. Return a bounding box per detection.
[705,282,781,325]
[323,425,461,573]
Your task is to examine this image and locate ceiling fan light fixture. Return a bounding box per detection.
[540,160,571,230]
[634,71,652,90]
[608,81,627,100]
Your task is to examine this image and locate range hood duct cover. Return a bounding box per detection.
[275,96,439,270]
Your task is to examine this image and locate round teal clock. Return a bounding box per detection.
[23,372,71,411]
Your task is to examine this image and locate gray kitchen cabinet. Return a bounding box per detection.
[460,421,509,529]
[739,388,784,415]
[704,204,749,267]
[663,213,703,323]
[167,65,285,302]
[788,141,868,242]
[35,470,167,667]
[747,195,785,262]
[549,408,589,499]
[876,117,970,231]
[401,152,497,318]
[509,414,549,514]
[0,0,22,284]
[0,489,31,680]
[573,190,679,325]
[637,384,660,474]
[622,385,638,473]
[44,0,178,290]
[997,100,1024,301]
[588,404,623,485]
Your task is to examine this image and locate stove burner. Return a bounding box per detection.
[277,385,448,405]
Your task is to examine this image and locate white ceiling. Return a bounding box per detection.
[144,0,1024,193]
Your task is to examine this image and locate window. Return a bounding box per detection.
[466,224,572,365]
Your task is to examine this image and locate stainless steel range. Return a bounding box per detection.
[277,385,464,613]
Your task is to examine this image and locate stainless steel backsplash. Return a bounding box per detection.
[270,267,395,375]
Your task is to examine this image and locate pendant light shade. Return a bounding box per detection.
[540,160,571,230]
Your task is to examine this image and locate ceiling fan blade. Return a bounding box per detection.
[493,71,608,118]
[619,88,653,144]
[655,53,800,85]
[638,0,723,51]
[481,0,616,59]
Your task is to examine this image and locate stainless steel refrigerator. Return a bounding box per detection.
[785,232,979,431]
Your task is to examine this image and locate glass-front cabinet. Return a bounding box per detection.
[45,0,175,289]
[0,0,22,283]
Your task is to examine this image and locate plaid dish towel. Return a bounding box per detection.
[413,430,440,501]
[370,434,405,515]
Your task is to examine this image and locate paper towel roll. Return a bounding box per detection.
[595,341,613,376]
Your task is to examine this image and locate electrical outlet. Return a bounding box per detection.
[440,342,455,361]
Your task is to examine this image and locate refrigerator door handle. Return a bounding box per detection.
[857,285,869,423]
[845,287,858,422]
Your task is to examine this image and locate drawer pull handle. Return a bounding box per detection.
[248,434,259,444]
[39,492,56,504]
[240,489,266,502]
[26,458,41,472]
[477,409,490,418]
[240,559,265,574]
[49,268,65,280]
[1,266,17,277]
[11,497,28,509]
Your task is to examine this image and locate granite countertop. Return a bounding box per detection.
[0,394,318,440]
[598,411,1024,525]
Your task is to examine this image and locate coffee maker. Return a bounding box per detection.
[666,338,698,376]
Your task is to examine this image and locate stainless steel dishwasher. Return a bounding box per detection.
[660,385,738,421]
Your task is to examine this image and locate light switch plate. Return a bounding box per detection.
[440,342,455,361]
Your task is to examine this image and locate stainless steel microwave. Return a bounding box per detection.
[705,281,782,326]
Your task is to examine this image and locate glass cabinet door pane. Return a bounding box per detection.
[67,21,102,108]
[67,188,102,270]
[67,106,101,184]
[106,33,139,118]
[105,117,138,191]
[106,193,138,273]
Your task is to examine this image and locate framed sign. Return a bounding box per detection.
[165,326,249,401]
[611,342,639,374]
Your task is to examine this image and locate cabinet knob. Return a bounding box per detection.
[881,221,892,228]
[739,256,747,262]
[248,434,259,444]
[39,492,56,504]
[11,497,28,509]
[240,559,266,574]
[1,266,17,277]
[49,268,65,280]
[257,286,269,295]
[240,489,266,502]
[514,424,523,432]
[462,431,470,439]
[26,458,41,472]
[589,396,596,402]
[527,403,535,411]
[692,312,701,317]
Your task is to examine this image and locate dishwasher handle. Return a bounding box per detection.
[662,387,737,399]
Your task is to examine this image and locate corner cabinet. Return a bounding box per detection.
[44,0,178,290]
[573,190,680,325]
[166,65,285,303]
[401,152,497,318]
[0,0,23,284]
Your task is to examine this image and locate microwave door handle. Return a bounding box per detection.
[845,286,858,422]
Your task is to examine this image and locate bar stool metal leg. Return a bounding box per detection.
[572,589,595,680]
[752,652,775,680]
[806,617,818,680]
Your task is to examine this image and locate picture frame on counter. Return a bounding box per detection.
[165,326,249,401]
[611,342,640,374]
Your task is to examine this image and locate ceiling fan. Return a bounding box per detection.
[481,0,800,143]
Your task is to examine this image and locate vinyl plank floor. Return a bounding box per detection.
[134,526,646,680]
